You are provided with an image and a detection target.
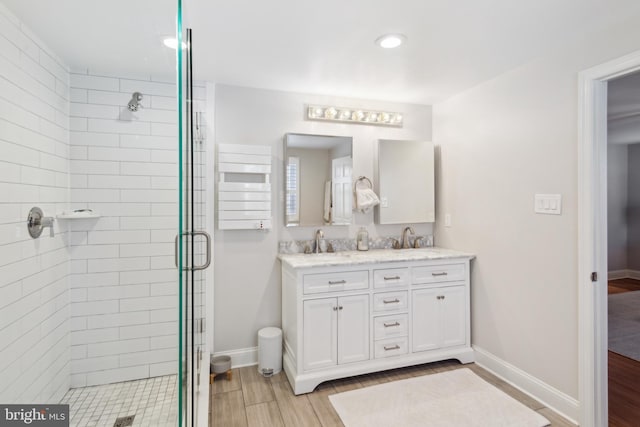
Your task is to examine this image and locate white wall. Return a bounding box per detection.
[67,70,206,386]
[628,144,640,271]
[0,3,71,404]
[433,11,640,405]
[214,84,432,353]
[607,143,628,272]
[608,71,640,145]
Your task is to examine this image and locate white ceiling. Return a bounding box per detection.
[4,0,640,104]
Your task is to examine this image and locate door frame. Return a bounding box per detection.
[578,49,640,427]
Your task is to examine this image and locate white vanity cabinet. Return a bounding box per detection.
[302,294,369,370]
[412,285,466,352]
[280,248,474,395]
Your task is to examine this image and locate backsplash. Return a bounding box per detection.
[279,235,434,254]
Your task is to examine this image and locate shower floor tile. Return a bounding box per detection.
[60,375,178,427]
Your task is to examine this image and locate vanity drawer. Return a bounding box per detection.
[412,263,465,284]
[303,270,369,294]
[374,313,408,340]
[373,291,408,312]
[374,337,409,359]
[373,267,409,289]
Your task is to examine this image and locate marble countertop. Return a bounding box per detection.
[278,247,475,269]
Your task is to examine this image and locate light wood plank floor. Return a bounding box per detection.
[209,360,576,427]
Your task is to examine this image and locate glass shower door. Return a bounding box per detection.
[177,3,209,424]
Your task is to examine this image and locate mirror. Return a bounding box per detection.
[284,133,353,227]
[377,140,435,224]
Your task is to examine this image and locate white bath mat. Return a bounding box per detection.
[329,368,550,427]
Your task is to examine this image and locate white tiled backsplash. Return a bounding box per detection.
[0,3,71,404]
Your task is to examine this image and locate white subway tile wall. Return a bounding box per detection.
[0,4,71,404]
[68,69,206,386]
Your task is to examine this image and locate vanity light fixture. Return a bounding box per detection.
[306,105,403,127]
[375,33,406,49]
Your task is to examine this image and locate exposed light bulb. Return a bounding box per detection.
[325,107,337,119]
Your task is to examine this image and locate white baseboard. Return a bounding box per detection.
[473,346,579,424]
[213,347,257,368]
[608,269,640,280]
[609,270,628,280]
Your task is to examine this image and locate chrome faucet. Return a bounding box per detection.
[314,229,324,253]
[401,226,415,249]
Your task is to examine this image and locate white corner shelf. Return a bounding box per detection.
[57,210,101,219]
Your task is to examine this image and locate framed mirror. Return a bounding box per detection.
[377,139,435,224]
[284,133,353,227]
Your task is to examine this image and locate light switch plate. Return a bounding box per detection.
[534,194,562,215]
[444,213,452,227]
[380,197,388,208]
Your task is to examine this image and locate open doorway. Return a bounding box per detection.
[578,50,640,427]
[606,70,640,425]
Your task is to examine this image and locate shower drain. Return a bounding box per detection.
[113,415,135,427]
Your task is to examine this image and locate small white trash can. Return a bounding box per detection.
[258,327,282,377]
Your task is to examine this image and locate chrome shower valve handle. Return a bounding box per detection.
[27,207,55,238]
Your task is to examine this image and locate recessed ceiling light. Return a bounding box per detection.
[375,34,406,49]
[163,37,186,50]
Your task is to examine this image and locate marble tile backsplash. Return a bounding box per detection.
[279,235,434,254]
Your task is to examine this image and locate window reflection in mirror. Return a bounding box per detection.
[284,133,353,227]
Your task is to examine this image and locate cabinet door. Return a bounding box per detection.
[303,298,337,370]
[412,288,440,352]
[440,285,466,348]
[337,294,370,364]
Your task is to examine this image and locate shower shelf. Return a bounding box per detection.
[57,210,101,219]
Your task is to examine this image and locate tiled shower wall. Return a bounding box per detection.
[0,4,71,403]
[67,70,206,387]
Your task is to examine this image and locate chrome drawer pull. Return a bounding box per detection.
[431,272,448,276]
[383,321,400,328]
[383,298,400,304]
[384,275,401,280]
[328,280,347,285]
[384,344,401,351]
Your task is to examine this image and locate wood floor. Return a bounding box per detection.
[608,277,640,294]
[209,360,575,427]
[608,278,640,427]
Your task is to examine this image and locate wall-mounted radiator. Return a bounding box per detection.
[217,144,272,230]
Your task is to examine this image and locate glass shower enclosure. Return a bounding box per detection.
[177,2,209,425]
[0,0,209,425]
